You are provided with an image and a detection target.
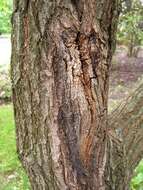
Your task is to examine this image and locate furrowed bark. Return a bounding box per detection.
[11,0,123,189]
[109,83,143,179]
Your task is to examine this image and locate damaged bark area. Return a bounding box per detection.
[54,22,108,189]
[9,0,131,190]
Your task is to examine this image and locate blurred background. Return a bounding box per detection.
[0,0,143,189]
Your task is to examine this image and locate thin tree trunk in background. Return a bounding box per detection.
[11,0,143,189]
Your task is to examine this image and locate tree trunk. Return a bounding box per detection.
[11,0,142,189]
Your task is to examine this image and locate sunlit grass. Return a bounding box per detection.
[0,104,30,190]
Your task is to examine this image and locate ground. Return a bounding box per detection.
[0,105,29,190]
[109,46,143,112]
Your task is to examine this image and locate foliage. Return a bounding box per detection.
[117,0,143,56]
[0,0,12,34]
[0,105,30,190]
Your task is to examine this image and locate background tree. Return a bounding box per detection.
[0,0,12,34]
[117,0,143,56]
[11,0,143,189]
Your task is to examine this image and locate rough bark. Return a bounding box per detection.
[11,0,142,190]
[109,83,143,181]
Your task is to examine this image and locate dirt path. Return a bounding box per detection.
[0,36,11,68]
[109,55,143,112]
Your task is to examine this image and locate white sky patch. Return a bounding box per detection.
[140,0,143,4]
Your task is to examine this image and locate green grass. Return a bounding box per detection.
[0,104,30,190]
[131,161,143,190]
